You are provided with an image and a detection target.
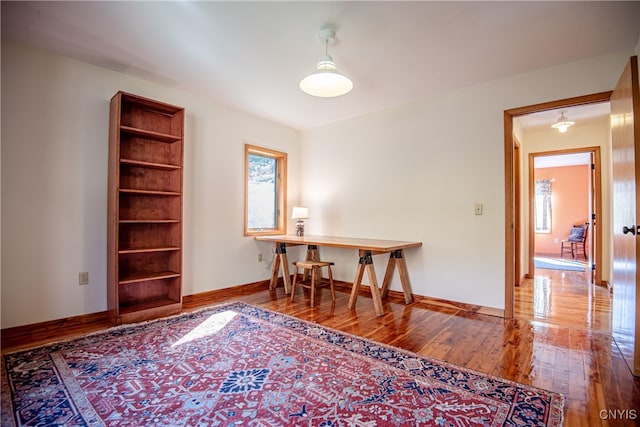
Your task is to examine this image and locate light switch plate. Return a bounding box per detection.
[79,272,89,285]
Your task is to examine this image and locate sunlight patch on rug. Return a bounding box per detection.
[2,302,564,426]
[172,310,237,347]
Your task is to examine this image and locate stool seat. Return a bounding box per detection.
[294,260,333,269]
[291,260,335,307]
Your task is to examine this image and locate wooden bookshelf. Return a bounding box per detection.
[107,92,184,324]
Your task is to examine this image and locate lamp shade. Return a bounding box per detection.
[291,206,309,220]
[551,112,575,133]
[300,55,353,98]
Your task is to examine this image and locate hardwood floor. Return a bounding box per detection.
[516,267,612,333]
[3,270,639,425]
[514,268,637,425]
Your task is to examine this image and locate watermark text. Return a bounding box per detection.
[599,409,638,420]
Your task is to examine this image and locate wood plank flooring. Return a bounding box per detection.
[516,267,612,333]
[3,268,639,425]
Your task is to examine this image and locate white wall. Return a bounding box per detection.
[300,51,632,310]
[1,42,300,328]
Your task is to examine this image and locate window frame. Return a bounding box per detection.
[534,179,552,234]
[244,144,287,236]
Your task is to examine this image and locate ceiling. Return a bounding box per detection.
[516,101,611,133]
[2,1,639,130]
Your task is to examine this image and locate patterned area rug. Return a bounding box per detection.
[2,302,564,426]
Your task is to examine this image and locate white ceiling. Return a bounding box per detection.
[2,1,639,130]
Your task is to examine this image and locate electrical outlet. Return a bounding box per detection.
[79,272,89,285]
[474,203,483,215]
[257,253,263,263]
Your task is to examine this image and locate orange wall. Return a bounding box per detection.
[534,165,589,256]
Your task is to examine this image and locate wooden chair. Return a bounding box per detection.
[560,223,589,259]
[290,260,336,307]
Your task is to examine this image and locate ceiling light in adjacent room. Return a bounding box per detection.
[300,28,353,98]
[551,111,575,133]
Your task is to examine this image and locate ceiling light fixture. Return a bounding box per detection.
[551,111,575,133]
[299,28,353,98]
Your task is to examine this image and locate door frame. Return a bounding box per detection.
[504,91,611,318]
[527,147,602,281]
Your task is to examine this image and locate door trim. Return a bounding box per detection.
[504,91,612,318]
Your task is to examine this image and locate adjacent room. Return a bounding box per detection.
[2,2,640,425]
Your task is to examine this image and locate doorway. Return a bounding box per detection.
[506,57,640,375]
[517,149,610,332]
[503,92,611,319]
[529,149,599,283]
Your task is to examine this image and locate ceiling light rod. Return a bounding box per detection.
[551,111,575,133]
[321,28,331,56]
[299,28,353,98]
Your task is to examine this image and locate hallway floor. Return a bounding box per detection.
[516,267,612,333]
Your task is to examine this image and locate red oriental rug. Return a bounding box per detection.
[2,302,564,426]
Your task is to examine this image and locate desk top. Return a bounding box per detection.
[255,234,422,252]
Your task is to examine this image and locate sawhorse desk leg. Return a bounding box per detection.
[269,242,291,294]
[348,250,384,316]
[381,249,413,304]
[302,245,320,282]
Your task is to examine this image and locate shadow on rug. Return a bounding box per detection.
[2,302,564,426]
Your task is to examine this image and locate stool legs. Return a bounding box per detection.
[328,265,335,301]
[290,269,299,303]
[310,266,318,307]
[290,263,335,307]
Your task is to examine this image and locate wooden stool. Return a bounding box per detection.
[290,260,336,307]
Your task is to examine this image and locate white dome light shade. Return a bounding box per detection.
[551,112,575,133]
[300,55,353,97]
[300,29,353,98]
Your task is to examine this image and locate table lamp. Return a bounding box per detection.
[291,206,309,236]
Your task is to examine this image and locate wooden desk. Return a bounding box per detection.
[255,235,422,316]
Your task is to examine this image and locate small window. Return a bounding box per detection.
[244,144,287,236]
[534,179,552,233]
